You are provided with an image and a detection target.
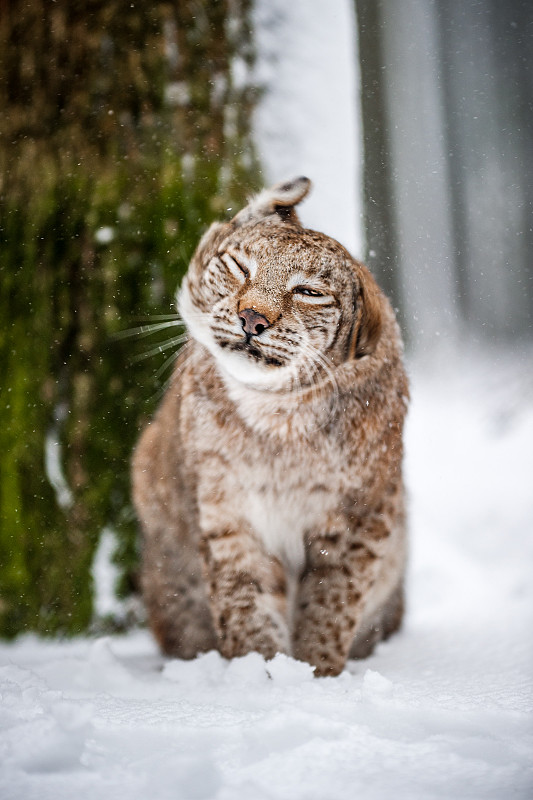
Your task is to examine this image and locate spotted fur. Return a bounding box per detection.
[132,177,409,676]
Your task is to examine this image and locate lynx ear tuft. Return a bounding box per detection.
[233,176,312,226]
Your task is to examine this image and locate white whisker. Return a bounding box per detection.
[132,333,189,363]
[137,313,182,321]
[155,343,189,379]
[146,341,193,404]
[296,340,341,429]
[112,318,183,341]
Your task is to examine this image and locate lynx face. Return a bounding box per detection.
[180,228,348,390]
[179,181,381,391]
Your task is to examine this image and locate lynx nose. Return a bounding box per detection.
[239,308,270,336]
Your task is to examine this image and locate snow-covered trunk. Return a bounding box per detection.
[377,0,459,351]
[252,0,364,258]
[437,0,533,340]
[357,0,533,350]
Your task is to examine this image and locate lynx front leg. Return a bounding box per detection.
[293,515,389,677]
[199,525,290,660]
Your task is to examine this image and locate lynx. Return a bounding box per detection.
[132,177,409,677]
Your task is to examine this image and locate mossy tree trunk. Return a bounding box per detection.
[0,0,260,637]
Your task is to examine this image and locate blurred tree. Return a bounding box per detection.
[355,0,533,346]
[0,0,260,637]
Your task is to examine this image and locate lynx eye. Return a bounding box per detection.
[293,286,324,297]
[220,252,248,283]
[291,284,335,305]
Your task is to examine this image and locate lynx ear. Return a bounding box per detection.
[232,176,311,226]
[350,265,383,359]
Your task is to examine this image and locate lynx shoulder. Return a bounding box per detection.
[132,177,409,676]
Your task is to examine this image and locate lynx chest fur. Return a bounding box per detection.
[132,177,409,676]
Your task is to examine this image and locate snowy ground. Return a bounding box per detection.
[1,348,532,800]
[2,3,532,796]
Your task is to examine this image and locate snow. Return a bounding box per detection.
[252,0,363,256]
[1,350,532,800]
[94,226,115,245]
[44,405,74,512]
[2,2,532,797]
[91,527,125,621]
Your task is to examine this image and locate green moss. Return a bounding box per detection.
[0,1,261,637]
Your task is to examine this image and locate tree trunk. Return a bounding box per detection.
[0,0,260,637]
